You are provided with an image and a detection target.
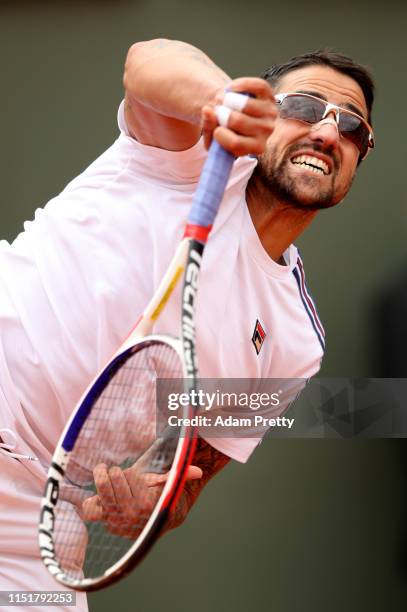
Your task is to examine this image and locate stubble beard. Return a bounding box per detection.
[254,145,342,211]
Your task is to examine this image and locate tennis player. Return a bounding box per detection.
[0,39,374,609]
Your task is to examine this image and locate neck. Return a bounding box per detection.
[246,173,318,263]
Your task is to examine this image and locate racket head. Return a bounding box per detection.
[39,334,195,591]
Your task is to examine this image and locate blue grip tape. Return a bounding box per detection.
[187,140,234,228]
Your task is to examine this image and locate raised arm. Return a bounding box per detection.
[123,38,277,154]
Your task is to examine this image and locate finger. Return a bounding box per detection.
[106,466,154,537]
[213,127,270,156]
[223,93,277,120]
[236,97,277,119]
[123,465,164,505]
[223,91,250,112]
[108,466,132,501]
[93,463,117,513]
[209,97,276,138]
[202,105,219,131]
[144,472,168,487]
[145,464,203,488]
[203,129,213,151]
[107,466,134,526]
[201,105,217,149]
[230,111,275,139]
[82,494,103,521]
[214,105,232,128]
[122,470,162,529]
[107,467,159,537]
[228,77,275,101]
[222,109,275,137]
[186,465,203,480]
[212,91,276,121]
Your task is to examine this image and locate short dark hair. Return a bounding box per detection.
[261,50,375,125]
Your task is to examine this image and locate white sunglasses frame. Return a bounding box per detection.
[275,92,374,160]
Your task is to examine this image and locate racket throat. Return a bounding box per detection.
[181,240,204,379]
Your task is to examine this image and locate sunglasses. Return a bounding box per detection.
[275,92,374,160]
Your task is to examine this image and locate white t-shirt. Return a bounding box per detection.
[0,103,324,561]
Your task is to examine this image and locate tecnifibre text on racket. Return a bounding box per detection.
[38,135,236,591]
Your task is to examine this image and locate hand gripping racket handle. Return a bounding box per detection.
[186,140,234,232]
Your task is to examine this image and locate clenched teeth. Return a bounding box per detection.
[291,155,330,175]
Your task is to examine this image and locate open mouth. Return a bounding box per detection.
[291,154,330,176]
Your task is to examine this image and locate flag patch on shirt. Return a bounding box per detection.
[252,319,266,355]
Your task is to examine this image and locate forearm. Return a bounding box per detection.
[124,39,231,125]
[193,436,231,484]
[122,38,276,158]
[168,437,230,530]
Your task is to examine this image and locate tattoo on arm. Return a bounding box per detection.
[168,438,230,530]
[193,436,230,480]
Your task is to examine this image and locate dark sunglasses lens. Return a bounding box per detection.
[280,95,325,123]
[338,112,369,157]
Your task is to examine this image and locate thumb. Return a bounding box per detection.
[185,465,203,480]
[147,464,203,488]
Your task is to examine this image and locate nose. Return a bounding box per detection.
[308,115,340,150]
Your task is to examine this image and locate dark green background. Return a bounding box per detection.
[1,1,406,610]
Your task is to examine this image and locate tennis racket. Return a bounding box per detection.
[38,138,235,591]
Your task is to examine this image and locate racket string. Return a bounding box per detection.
[53,341,184,580]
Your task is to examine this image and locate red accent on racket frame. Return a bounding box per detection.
[183,224,212,243]
[169,438,197,512]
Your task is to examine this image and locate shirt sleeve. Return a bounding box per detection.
[116,100,208,185]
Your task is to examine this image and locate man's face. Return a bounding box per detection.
[258,65,369,210]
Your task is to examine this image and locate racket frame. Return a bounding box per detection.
[39,236,196,590]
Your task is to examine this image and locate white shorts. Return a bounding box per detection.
[0,553,88,611]
[0,454,88,612]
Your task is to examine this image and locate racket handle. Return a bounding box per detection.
[187,140,234,229]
